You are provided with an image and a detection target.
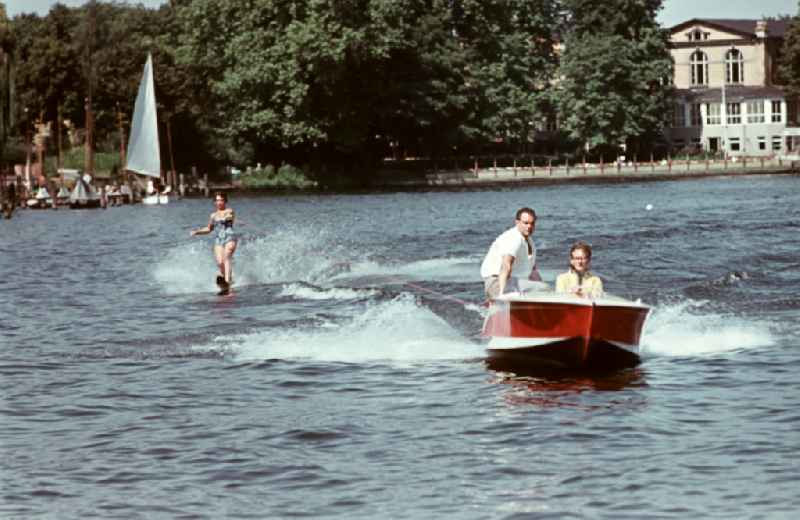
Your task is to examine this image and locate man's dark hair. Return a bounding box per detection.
[516,207,536,221]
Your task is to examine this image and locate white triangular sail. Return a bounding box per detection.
[69,178,100,203]
[36,186,51,199]
[126,53,161,178]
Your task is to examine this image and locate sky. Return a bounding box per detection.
[5,0,166,17]
[4,0,798,26]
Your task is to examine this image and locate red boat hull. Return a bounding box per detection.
[483,294,650,370]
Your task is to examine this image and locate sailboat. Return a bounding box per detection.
[26,185,53,209]
[68,174,101,209]
[126,53,169,204]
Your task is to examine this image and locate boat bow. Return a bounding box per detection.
[483,291,650,369]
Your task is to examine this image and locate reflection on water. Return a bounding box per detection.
[489,365,648,409]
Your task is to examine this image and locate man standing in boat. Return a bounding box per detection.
[481,207,542,300]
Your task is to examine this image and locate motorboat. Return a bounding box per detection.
[482,284,650,371]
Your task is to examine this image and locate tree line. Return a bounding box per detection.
[1,0,685,182]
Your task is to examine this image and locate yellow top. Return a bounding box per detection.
[555,270,604,298]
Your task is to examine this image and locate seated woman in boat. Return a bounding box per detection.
[555,241,603,298]
[190,192,238,292]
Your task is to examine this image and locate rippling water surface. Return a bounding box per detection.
[2,175,799,518]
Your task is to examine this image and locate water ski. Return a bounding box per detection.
[216,275,230,295]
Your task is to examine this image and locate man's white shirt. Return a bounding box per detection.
[480,226,536,280]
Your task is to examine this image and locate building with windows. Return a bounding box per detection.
[666,18,794,156]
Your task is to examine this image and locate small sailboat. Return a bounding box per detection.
[26,186,53,209]
[69,175,101,209]
[56,185,71,205]
[126,53,169,204]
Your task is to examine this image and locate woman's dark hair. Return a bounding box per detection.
[570,241,592,260]
[214,192,228,202]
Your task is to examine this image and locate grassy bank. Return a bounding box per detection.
[238,164,317,190]
[45,148,121,179]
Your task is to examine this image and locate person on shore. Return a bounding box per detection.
[107,183,121,206]
[555,241,603,298]
[99,185,108,209]
[120,183,133,204]
[2,182,15,219]
[190,192,238,293]
[480,207,542,300]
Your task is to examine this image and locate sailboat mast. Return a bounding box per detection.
[166,114,176,189]
[117,103,126,170]
[57,104,62,171]
[84,0,96,177]
[84,96,93,176]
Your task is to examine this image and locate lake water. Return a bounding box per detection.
[2,175,799,519]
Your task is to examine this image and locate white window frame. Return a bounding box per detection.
[747,100,765,123]
[727,103,741,125]
[725,48,744,84]
[691,50,709,86]
[706,103,721,125]
[771,100,783,123]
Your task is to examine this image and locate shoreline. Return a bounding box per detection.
[372,158,799,188]
[198,162,799,195]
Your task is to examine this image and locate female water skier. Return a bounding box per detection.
[190,192,238,293]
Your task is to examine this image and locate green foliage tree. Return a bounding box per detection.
[556,0,673,154]
[8,1,216,173]
[84,2,212,170]
[84,2,156,141]
[12,8,80,134]
[174,0,419,170]
[359,0,471,160]
[454,0,560,152]
[174,0,559,173]
[778,8,800,99]
[0,2,15,158]
[9,0,675,181]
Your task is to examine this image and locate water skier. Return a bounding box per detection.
[190,192,238,294]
